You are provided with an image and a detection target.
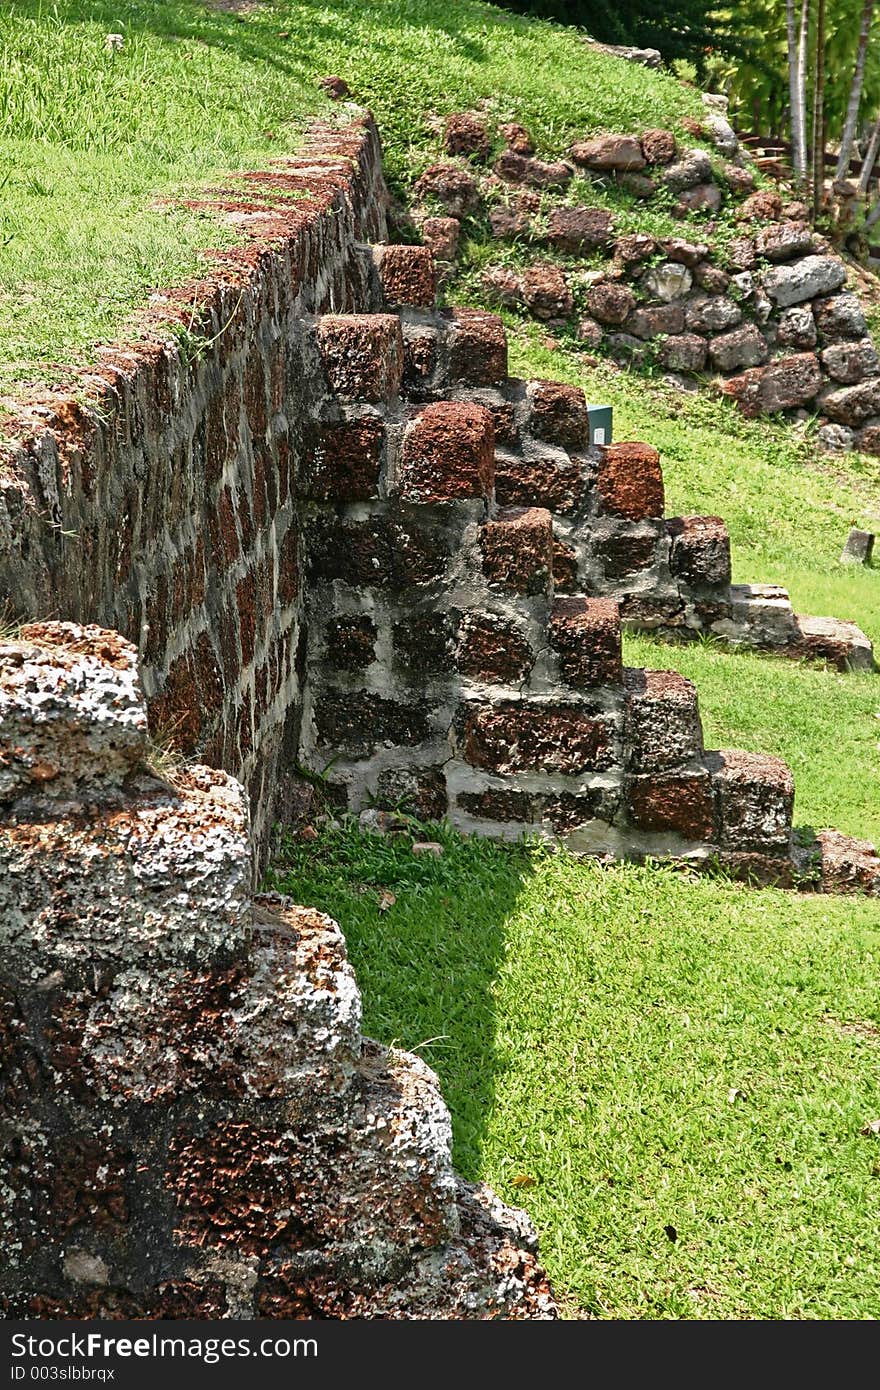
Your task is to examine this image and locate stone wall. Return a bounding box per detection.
[0,112,388,858]
[411,107,880,455]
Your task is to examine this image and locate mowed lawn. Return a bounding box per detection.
[0,0,701,398]
[270,826,880,1320]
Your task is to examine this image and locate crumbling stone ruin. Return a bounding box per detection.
[414,103,880,456]
[1,109,879,1320]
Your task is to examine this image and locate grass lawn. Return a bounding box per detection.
[0,0,701,397]
[269,825,880,1319]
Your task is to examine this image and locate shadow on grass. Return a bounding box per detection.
[266,819,534,1178]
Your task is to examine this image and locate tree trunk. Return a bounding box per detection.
[812,0,827,218]
[786,0,799,162]
[836,0,876,179]
[793,0,810,185]
[857,113,880,195]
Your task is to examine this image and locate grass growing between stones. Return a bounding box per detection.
[0,0,702,396]
[270,823,880,1319]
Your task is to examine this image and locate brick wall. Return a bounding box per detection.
[0,114,388,857]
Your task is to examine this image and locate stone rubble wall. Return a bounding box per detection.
[412,107,880,456]
[0,623,555,1318]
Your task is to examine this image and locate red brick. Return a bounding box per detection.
[528,380,589,451]
[326,615,377,671]
[316,314,404,402]
[627,770,716,840]
[596,442,664,520]
[399,401,494,503]
[374,244,436,307]
[444,308,508,385]
[549,596,622,688]
[461,702,613,775]
[236,570,257,667]
[303,416,385,501]
[553,539,579,592]
[481,506,553,594]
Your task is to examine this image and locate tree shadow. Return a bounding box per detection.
[266,820,535,1180]
[5,0,491,77]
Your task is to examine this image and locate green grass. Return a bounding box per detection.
[269,824,880,1319]
[0,0,702,395]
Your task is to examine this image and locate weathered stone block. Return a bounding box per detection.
[658,334,707,373]
[596,442,664,520]
[586,282,636,326]
[314,691,430,756]
[815,829,880,895]
[545,206,614,253]
[570,135,646,171]
[399,402,495,503]
[662,148,713,192]
[707,749,794,852]
[627,769,716,840]
[302,416,385,500]
[374,244,436,308]
[460,702,614,775]
[316,314,404,402]
[640,128,677,164]
[457,788,534,823]
[494,152,573,189]
[666,515,731,586]
[675,183,721,215]
[819,377,880,426]
[393,613,455,672]
[624,304,685,339]
[326,615,377,671]
[685,296,742,334]
[644,262,692,302]
[754,221,813,262]
[549,596,623,688]
[624,668,704,773]
[306,515,450,589]
[494,453,588,515]
[722,353,822,416]
[421,216,460,262]
[443,112,491,161]
[481,507,554,594]
[445,308,508,385]
[456,613,534,684]
[709,323,768,372]
[813,292,868,343]
[840,527,875,565]
[376,766,449,820]
[0,623,146,800]
[595,529,659,579]
[763,255,846,307]
[528,380,589,450]
[820,338,880,385]
[413,162,481,217]
[522,264,573,320]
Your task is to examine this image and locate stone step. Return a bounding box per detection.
[809,829,880,895]
[369,242,437,309]
[315,312,405,403]
[792,614,875,672]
